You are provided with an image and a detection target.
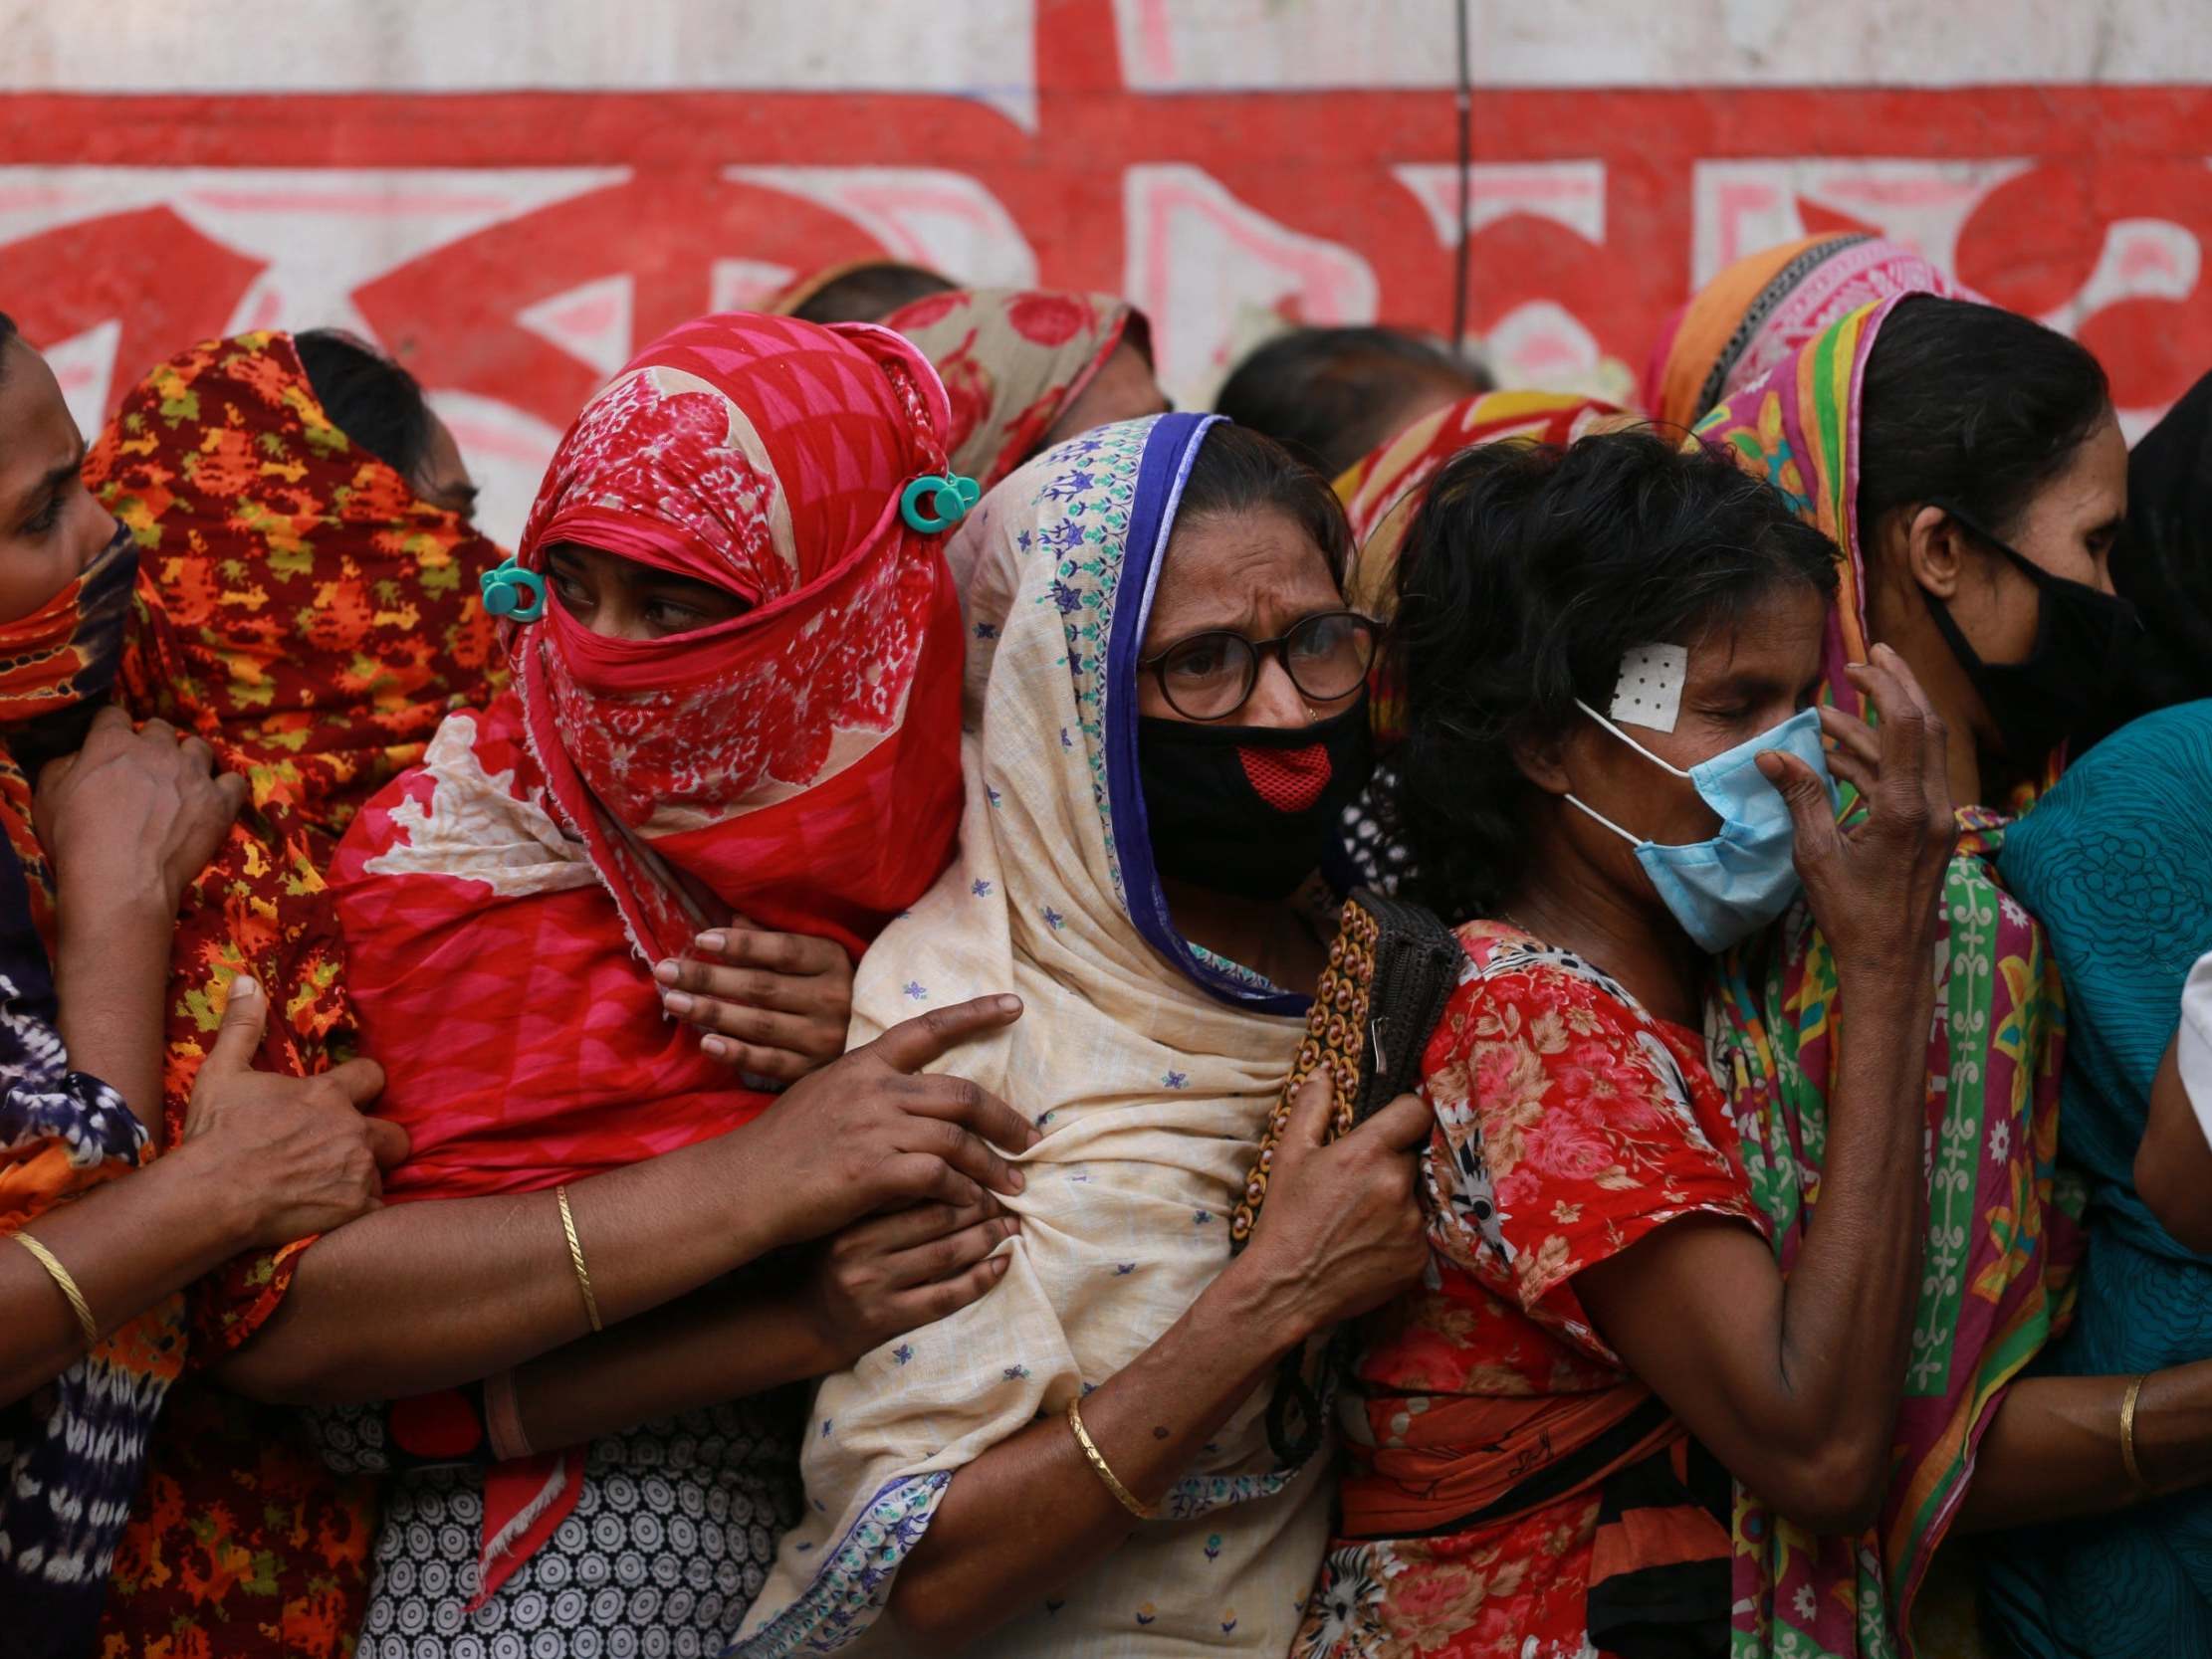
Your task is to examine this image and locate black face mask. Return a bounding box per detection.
[1137,698,1374,901]
[1923,503,2142,766]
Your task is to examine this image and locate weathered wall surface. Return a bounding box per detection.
[1,0,2206,539]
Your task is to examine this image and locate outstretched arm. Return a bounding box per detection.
[221,998,1041,1404]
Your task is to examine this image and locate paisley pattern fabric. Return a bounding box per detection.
[1300,922,1758,1659]
[733,414,1331,1659]
[1982,702,2212,1658]
[884,287,1146,490]
[1698,302,2070,1657]
[85,329,507,1659]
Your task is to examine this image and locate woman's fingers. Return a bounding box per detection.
[1817,705,1880,771]
[1757,749,1845,870]
[654,955,832,1016]
[693,928,846,978]
[847,1196,1004,1256]
[889,1251,1011,1328]
[698,1035,812,1080]
[662,989,835,1056]
[880,1213,1019,1289]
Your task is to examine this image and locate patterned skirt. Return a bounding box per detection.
[327,1393,803,1659]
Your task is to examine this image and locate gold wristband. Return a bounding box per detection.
[1066,1396,1156,1521]
[14,1230,99,1349]
[554,1185,603,1334]
[2120,1372,2150,1496]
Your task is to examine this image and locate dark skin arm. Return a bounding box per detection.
[1575,649,1957,1536]
[6,978,401,1404]
[219,997,1042,1405]
[2136,1038,2212,1253]
[1955,1362,2212,1531]
[36,707,249,1145]
[502,1198,1017,1452]
[885,1080,1434,1656]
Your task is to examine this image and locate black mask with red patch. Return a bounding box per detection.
[1135,697,1373,901]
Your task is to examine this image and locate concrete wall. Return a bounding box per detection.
[0,0,2205,540]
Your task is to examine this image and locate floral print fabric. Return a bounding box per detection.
[84,329,507,1659]
[1300,921,1761,1659]
[884,286,1143,490]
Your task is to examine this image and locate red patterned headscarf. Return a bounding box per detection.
[885,286,1148,490]
[327,311,966,1605]
[510,311,967,964]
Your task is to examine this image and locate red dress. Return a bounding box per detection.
[1298,922,1764,1659]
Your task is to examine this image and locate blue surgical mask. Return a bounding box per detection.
[1564,702,1835,953]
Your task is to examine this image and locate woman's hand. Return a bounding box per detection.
[652,924,852,1081]
[730,994,1043,1252]
[1758,643,1957,982]
[179,976,410,1247]
[1231,1074,1433,1348]
[804,1198,1019,1368]
[34,706,247,919]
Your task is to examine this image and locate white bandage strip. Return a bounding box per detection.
[1608,643,1687,733]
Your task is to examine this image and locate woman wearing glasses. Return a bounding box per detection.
[716,415,1431,1659]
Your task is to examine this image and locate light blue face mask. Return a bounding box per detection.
[1564,701,1836,953]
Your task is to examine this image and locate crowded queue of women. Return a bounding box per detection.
[2,232,2210,1659]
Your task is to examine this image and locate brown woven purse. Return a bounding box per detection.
[1229,887,1462,1249]
[1229,887,1463,1465]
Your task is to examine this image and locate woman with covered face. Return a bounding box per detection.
[0,316,408,1655]
[199,312,1050,1655]
[1299,430,1958,1659]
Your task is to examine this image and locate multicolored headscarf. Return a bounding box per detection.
[1332,390,1635,748]
[884,286,1149,491]
[1644,234,1982,433]
[329,311,968,1603]
[83,330,508,1657]
[1697,302,2069,1656]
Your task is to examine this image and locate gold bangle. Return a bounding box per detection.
[1066,1396,1155,1521]
[554,1185,602,1334]
[2120,1372,2150,1496]
[14,1230,99,1349]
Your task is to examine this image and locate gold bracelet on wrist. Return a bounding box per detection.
[554,1184,603,1334]
[1066,1395,1156,1521]
[13,1230,100,1349]
[2120,1372,2150,1496]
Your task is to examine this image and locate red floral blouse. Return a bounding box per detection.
[1299,921,1765,1659]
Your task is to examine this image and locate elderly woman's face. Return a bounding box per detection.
[1138,508,1349,729]
[1549,582,1829,885]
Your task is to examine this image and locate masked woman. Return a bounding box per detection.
[1300,429,1960,1659]
[730,414,1433,1658]
[188,311,1048,1656]
[0,319,409,1655]
[1691,296,2212,1656]
[884,286,1167,492]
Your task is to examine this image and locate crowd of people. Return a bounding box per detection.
[1,230,2209,1659]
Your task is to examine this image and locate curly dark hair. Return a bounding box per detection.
[1385,428,1839,925]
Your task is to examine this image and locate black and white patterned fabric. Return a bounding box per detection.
[327,1391,803,1658]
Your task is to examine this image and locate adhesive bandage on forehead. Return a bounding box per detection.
[1607,643,1687,734]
